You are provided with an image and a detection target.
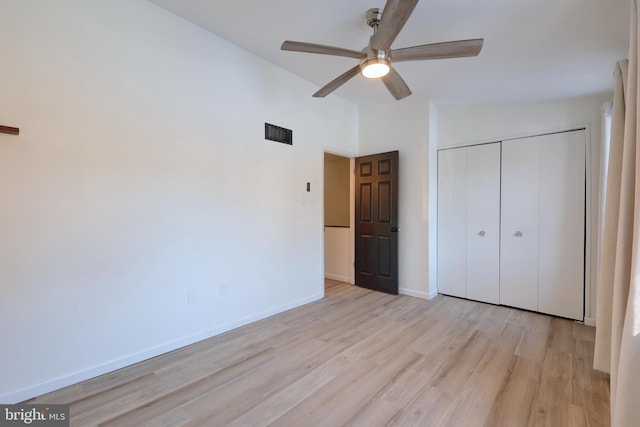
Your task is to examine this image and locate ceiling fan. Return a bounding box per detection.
[281,0,484,100]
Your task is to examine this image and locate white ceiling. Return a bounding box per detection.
[147,0,630,105]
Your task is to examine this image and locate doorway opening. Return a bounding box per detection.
[323,152,355,290]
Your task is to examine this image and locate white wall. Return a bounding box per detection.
[0,0,358,402]
[359,101,434,299]
[427,105,439,299]
[324,227,351,282]
[324,153,350,226]
[436,94,612,323]
[437,95,611,148]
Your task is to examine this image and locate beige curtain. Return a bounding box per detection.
[594,1,640,426]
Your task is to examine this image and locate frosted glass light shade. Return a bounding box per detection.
[361,59,390,78]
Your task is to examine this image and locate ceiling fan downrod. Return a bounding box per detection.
[362,8,389,78]
[366,8,382,32]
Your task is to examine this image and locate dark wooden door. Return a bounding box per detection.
[355,151,399,294]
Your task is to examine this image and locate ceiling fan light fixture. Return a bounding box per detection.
[281,0,483,100]
[361,58,390,79]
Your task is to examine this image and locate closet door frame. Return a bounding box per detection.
[435,125,592,322]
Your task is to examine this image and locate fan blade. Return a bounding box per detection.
[381,67,412,100]
[371,0,419,51]
[313,65,362,98]
[281,41,365,59]
[391,39,484,62]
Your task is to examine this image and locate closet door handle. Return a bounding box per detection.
[478,231,486,237]
[514,231,523,237]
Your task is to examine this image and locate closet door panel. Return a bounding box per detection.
[538,131,585,320]
[437,149,467,298]
[500,139,539,311]
[466,144,501,304]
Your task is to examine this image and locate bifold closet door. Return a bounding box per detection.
[500,130,585,320]
[538,131,585,320]
[466,144,500,304]
[500,139,540,312]
[437,143,500,303]
[437,148,467,298]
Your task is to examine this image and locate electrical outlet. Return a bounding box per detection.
[187,289,198,304]
[219,283,228,296]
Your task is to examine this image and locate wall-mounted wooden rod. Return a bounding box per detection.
[0,125,20,135]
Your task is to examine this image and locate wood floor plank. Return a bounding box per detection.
[27,281,610,427]
[528,348,574,426]
[386,384,455,426]
[265,360,378,427]
[430,329,493,396]
[484,356,540,427]
[342,398,402,427]
[514,310,552,366]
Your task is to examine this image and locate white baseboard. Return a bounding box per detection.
[1,293,323,404]
[399,287,438,300]
[325,273,350,283]
[584,317,596,327]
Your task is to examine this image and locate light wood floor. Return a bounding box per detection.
[29,279,610,426]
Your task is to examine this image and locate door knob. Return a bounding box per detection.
[514,231,523,237]
[478,231,486,237]
[391,227,399,232]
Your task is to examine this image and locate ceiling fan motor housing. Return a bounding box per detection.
[366,8,382,28]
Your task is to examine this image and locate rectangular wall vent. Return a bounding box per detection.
[265,123,292,145]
